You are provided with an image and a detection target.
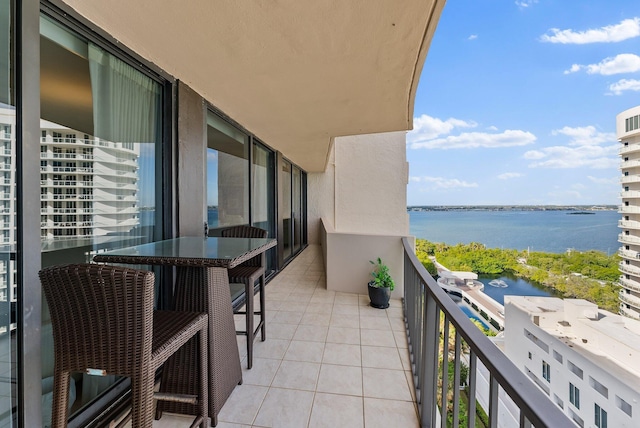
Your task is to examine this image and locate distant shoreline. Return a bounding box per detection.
[407,205,617,212]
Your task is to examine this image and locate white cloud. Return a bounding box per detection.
[487,125,498,131]
[468,34,478,40]
[524,126,618,169]
[410,129,536,150]
[410,176,478,190]
[497,172,523,180]
[551,126,615,146]
[541,17,640,44]
[523,150,545,160]
[408,114,477,145]
[515,0,538,8]
[564,54,640,75]
[587,175,619,185]
[609,78,640,95]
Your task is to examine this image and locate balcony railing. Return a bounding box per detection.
[619,262,640,276]
[402,238,573,428]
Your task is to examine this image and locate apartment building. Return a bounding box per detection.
[504,296,640,428]
[619,105,640,319]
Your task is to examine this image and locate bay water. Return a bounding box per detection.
[409,209,620,303]
[409,209,619,255]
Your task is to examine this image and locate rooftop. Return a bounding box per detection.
[506,296,640,389]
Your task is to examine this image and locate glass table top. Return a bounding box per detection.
[93,236,276,267]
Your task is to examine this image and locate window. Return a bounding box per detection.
[40,14,164,421]
[524,328,549,352]
[570,383,580,409]
[589,376,608,398]
[528,351,532,360]
[553,350,563,363]
[568,360,583,379]
[206,111,249,229]
[616,395,632,417]
[595,404,607,428]
[542,361,550,382]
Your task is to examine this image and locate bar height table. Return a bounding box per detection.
[94,236,277,426]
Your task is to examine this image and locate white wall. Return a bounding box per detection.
[308,131,410,295]
[504,298,640,428]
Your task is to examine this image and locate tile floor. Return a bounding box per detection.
[152,244,419,427]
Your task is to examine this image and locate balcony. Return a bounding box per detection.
[620,305,640,320]
[621,159,640,169]
[619,262,640,276]
[619,205,640,214]
[619,232,640,244]
[619,143,640,155]
[118,243,572,427]
[621,174,640,184]
[621,190,640,199]
[618,248,640,259]
[619,290,640,309]
[619,276,640,292]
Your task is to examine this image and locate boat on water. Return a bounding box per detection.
[488,279,508,288]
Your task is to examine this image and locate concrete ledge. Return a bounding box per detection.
[320,218,413,297]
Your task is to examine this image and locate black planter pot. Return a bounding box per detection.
[368,282,390,309]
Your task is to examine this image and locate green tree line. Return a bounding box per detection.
[415,239,621,312]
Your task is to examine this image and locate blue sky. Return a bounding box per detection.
[407,0,639,206]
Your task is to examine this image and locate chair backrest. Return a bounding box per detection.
[220,225,268,239]
[221,225,268,267]
[39,263,155,377]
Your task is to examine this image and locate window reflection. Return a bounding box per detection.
[39,16,162,425]
[207,111,249,230]
[0,0,15,425]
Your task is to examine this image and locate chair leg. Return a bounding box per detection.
[259,274,266,342]
[51,370,70,428]
[198,328,209,428]
[245,280,254,369]
[131,372,155,428]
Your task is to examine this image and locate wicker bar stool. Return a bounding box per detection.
[39,263,209,428]
[221,225,267,369]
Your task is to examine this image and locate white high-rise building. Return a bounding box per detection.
[0,107,141,312]
[503,296,640,428]
[619,105,640,320]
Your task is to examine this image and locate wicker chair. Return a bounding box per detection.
[221,225,267,369]
[39,263,209,428]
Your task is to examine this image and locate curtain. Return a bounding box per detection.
[88,44,160,144]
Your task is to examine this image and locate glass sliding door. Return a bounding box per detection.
[0,0,16,425]
[280,160,292,261]
[39,15,164,425]
[292,166,302,254]
[279,159,306,265]
[206,111,249,232]
[252,141,276,276]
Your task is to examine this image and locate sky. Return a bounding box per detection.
[407,0,639,206]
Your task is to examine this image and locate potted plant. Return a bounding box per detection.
[368,257,395,309]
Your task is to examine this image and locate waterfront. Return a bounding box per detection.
[409,209,619,254]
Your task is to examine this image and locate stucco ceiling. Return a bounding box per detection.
[60,0,445,172]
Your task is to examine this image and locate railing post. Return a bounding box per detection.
[421,291,439,428]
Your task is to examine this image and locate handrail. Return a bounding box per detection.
[402,237,574,428]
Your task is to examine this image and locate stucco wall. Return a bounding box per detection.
[307,131,409,244]
[308,131,410,294]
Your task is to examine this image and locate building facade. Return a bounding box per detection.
[504,296,640,428]
[618,105,640,319]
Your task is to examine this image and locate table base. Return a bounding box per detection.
[156,266,242,426]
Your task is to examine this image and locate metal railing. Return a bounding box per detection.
[402,238,573,428]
